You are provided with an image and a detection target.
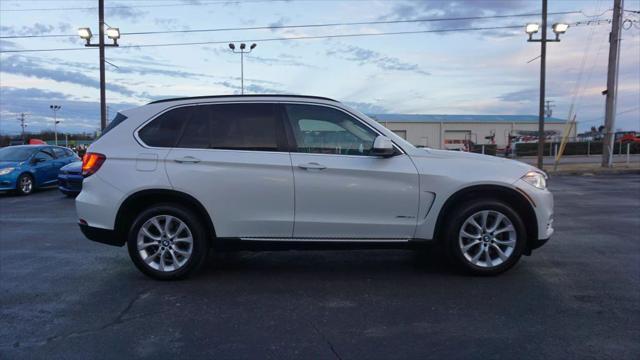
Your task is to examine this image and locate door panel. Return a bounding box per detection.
[291,153,419,238]
[147,102,295,238]
[282,103,420,239]
[166,149,294,238]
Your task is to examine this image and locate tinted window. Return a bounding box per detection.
[34,150,54,161]
[138,107,191,147]
[177,109,210,149]
[53,147,66,158]
[64,148,75,157]
[206,103,280,151]
[140,103,282,151]
[285,104,377,156]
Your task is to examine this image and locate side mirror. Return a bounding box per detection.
[31,157,43,164]
[371,135,395,157]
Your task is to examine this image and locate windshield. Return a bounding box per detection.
[0,147,36,161]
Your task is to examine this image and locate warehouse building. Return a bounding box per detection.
[370,114,576,150]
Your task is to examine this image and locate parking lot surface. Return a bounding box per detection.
[1,174,639,359]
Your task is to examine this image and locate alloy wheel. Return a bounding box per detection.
[458,210,517,268]
[20,176,33,194]
[137,215,193,272]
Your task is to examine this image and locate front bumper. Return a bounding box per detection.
[0,174,18,191]
[513,179,554,241]
[58,173,83,194]
[79,223,125,247]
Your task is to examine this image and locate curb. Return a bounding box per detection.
[548,168,640,176]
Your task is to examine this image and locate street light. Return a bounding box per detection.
[228,42,257,95]
[77,0,120,131]
[49,105,61,146]
[524,0,569,170]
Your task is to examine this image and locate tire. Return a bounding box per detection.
[16,173,34,195]
[127,204,209,280]
[443,199,527,276]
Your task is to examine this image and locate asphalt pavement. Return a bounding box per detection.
[1,174,639,359]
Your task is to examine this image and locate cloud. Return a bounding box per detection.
[0,87,138,134]
[378,0,534,36]
[326,45,430,75]
[105,6,147,22]
[0,55,137,96]
[268,17,290,32]
[0,22,72,36]
[248,53,317,68]
[344,101,389,114]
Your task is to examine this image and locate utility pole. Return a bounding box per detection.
[18,113,27,143]
[98,0,107,131]
[602,0,624,167]
[545,100,554,119]
[536,0,548,170]
[78,0,119,131]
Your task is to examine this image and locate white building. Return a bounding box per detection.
[370,114,576,150]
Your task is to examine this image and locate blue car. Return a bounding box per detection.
[58,161,83,197]
[0,145,79,195]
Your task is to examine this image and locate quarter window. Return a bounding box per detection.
[285,104,377,156]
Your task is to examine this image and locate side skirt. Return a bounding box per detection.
[214,237,434,251]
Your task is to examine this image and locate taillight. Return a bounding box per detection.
[82,152,106,177]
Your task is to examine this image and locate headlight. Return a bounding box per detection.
[522,171,547,190]
[0,167,15,176]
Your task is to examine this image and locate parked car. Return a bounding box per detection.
[77,95,554,280]
[0,145,79,195]
[58,161,83,197]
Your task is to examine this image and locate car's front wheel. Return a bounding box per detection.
[16,173,34,195]
[127,204,209,280]
[444,199,527,275]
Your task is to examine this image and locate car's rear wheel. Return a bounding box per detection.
[16,173,34,195]
[127,204,209,280]
[444,199,526,275]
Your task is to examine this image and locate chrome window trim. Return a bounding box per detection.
[133,100,406,155]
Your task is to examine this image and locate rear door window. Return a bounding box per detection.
[207,103,282,151]
[140,103,284,151]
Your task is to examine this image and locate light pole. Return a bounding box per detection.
[78,0,120,131]
[49,105,61,145]
[525,0,569,170]
[228,43,257,94]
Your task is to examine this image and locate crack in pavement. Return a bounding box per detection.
[310,321,342,360]
[4,289,153,350]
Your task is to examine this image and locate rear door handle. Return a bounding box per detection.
[174,156,201,164]
[298,162,326,170]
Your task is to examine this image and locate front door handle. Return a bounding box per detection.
[298,162,326,170]
[174,156,201,164]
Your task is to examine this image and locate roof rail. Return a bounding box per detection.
[147,94,339,105]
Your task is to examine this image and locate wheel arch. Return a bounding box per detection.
[114,189,217,245]
[433,184,538,254]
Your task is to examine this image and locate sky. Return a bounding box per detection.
[0,0,639,135]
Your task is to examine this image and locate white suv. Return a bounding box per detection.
[77,95,553,280]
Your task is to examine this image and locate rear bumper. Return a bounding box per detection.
[79,223,125,247]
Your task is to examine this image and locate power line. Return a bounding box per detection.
[0,0,436,12]
[0,25,530,54]
[0,11,582,39]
